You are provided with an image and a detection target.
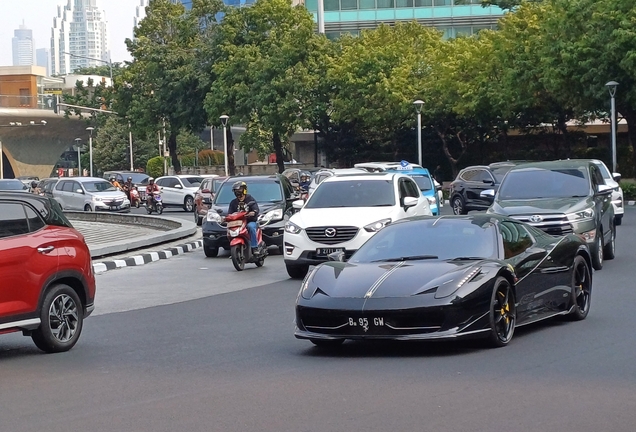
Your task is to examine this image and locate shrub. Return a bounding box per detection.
[620,181,636,201]
[198,149,224,165]
[146,156,165,178]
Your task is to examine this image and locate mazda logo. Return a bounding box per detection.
[529,215,543,223]
[324,228,337,238]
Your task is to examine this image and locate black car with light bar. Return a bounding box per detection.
[295,214,593,348]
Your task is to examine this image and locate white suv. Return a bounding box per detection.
[590,159,624,226]
[283,172,432,278]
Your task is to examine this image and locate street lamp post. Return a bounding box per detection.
[75,138,82,176]
[220,115,229,176]
[128,121,134,171]
[605,81,619,173]
[413,100,424,166]
[86,127,94,177]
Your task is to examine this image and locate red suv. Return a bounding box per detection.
[0,192,96,353]
[194,176,227,226]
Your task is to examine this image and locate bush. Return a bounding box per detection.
[620,181,636,201]
[146,156,165,178]
[198,149,224,165]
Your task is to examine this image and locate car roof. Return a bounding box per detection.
[62,176,108,182]
[223,174,285,183]
[507,159,593,171]
[321,172,403,183]
[0,191,53,205]
[354,161,424,171]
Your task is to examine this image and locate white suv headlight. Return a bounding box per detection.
[285,220,303,234]
[364,218,392,232]
[566,208,594,221]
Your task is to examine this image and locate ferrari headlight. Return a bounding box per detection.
[206,211,222,223]
[566,208,594,222]
[285,220,303,234]
[363,218,392,232]
[264,208,283,222]
[434,267,482,299]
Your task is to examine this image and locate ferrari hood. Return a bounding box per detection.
[309,260,478,299]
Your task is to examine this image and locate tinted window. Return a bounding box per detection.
[411,174,433,191]
[594,162,612,180]
[0,180,28,191]
[306,180,395,208]
[0,202,29,238]
[25,205,46,232]
[476,170,494,183]
[498,168,590,199]
[500,221,534,259]
[460,169,479,181]
[181,177,203,187]
[215,181,283,204]
[61,181,75,192]
[156,178,168,187]
[350,219,497,262]
[491,166,513,182]
[83,181,116,192]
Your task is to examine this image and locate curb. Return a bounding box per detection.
[93,240,203,274]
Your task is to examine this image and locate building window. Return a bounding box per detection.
[415,0,432,5]
[359,0,375,8]
[396,0,414,6]
[377,0,394,7]
[341,0,358,9]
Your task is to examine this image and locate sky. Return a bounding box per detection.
[1,0,139,67]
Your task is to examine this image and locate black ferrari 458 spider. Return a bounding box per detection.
[295,214,593,348]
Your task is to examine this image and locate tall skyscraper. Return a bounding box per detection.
[51,0,110,76]
[134,0,148,28]
[36,48,51,76]
[12,22,36,66]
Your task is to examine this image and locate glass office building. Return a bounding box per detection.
[304,0,505,39]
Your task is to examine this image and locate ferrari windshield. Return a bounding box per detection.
[349,218,498,263]
[498,168,590,199]
[305,179,395,208]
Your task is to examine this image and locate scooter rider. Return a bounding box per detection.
[145,177,160,207]
[123,176,134,200]
[228,181,260,254]
[298,172,311,192]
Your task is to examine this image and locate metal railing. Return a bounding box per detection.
[0,94,58,110]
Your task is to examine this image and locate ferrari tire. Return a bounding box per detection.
[486,277,516,348]
[567,255,592,321]
[286,263,309,279]
[591,229,603,270]
[231,244,245,271]
[310,339,344,347]
[603,223,616,261]
[203,245,218,258]
[451,195,466,215]
[31,284,84,353]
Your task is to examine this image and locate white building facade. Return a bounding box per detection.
[51,0,110,76]
[12,23,36,66]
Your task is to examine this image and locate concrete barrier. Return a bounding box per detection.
[65,211,198,258]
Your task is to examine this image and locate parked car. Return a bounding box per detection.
[449,161,518,214]
[202,174,298,257]
[194,176,227,226]
[0,192,96,352]
[0,179,29,191]
[103,171,150,200]
[308,168,368,197]
[589,159,624,226]
[283,172,432,279]
[38,177,59,198]
[155,175,203,212]
[354,161,442,214]
[52,177,131,212]
[486,160,615,270]
[295,214,592,348]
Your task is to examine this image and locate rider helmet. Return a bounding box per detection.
[300,171,310,181]
[109,176,116,182]
[31,181,38,189]
[232,181,248,198]
[148,177,155,183]
[127,176,133,182]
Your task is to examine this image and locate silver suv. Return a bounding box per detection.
[52,177,131,212]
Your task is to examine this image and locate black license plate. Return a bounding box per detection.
[316,247,344,256]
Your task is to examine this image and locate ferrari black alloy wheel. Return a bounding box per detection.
[568,255,592,321]
[310,338,345,348]
[231,244,246,271]
[487,277,516,348]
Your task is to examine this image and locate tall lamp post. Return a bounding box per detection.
[128,121,134,171]
[75,138,82,176]
[220,115,229,176]
[605,81,619,172]
[86,127,94,177]
[413,100,424,166]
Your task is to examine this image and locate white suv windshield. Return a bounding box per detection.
[305,180,395,208]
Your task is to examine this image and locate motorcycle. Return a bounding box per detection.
[129,187,141,208]
[223,211,270,271]
[146,192,164,215]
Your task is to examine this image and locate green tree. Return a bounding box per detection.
[205,0,319,173]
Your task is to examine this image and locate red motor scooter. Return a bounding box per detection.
[129,186,141,208]
[224,211,269,271]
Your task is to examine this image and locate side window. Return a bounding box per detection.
[62,181,75,192]
[404,179,420,198]
[590,166,604,188]
[477,170,495,183]
[0,202,29,238]
[156,178,167,187]
[71,181,81,192]
[55,180,66,191]
[460,169,477,182]
[500,221,534,259]
[25,205,46,232]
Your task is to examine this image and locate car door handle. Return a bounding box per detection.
[37,246,55,254]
